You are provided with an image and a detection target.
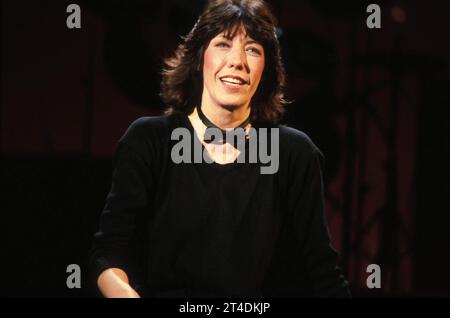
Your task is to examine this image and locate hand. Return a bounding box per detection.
[109,284,141,298]
[98,268,141,298]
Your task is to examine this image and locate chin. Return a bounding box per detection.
[217,98,248,108]
[219,103,246,110]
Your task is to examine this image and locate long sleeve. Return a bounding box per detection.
[89,137,153,284]
[288,148,350,297]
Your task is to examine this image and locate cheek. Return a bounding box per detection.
[203,49,215,76]
[251,60,265,86]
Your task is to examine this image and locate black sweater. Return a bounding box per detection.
[89,113,350,297]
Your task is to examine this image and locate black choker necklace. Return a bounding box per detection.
[196,104,250,145]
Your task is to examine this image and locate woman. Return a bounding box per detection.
[90,0,350,298]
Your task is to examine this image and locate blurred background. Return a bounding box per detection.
[2,0,449,297]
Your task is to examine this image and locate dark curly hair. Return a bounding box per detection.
[160,0,287,124]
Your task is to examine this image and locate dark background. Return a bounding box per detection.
[2,0,449,297]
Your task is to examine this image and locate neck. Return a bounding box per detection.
[199,100,250,130]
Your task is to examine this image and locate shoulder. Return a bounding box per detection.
[278,124,321,157]
[276,125,325,184]
[115,114,177,158]
[120,115,171,142]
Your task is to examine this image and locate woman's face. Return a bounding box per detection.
[201,26,265,110]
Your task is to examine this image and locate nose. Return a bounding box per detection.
[227,44,249,72]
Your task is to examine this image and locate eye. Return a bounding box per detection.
[215,41,230,48]
[246,46,262,56]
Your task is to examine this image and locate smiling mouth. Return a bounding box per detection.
[219,76,249,86]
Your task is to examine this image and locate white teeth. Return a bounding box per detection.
[221,77,245,85]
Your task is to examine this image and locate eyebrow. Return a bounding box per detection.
[217,35,262,46]
[245,40,261,46]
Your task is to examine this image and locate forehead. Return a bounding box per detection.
[215,24,257,42]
